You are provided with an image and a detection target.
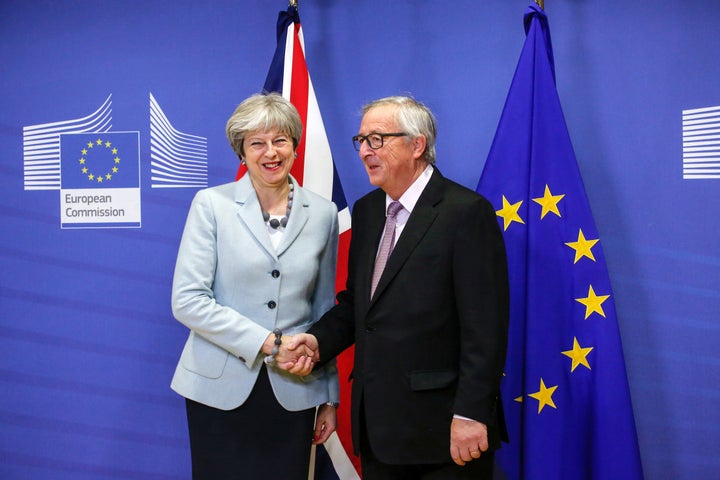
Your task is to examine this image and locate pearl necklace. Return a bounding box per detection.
[262,182,294,230]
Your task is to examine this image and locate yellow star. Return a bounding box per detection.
[112,147,118,154]
[528,378,558,413]
[87,142,94,149]
[105,173,112,180]
[565,228,599,263]
[96,139,103,145]
[576,284,610,319]
[97,176,103,183]
[79,158,85,165]
[532,184,565,219]
[88,173,95,180]
[496,195,524,231]
[81,148,88,155]
[561,337,594,372]
[114,156,121,164]
[105,141,112,148]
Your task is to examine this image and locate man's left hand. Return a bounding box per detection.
[450,418,488,466]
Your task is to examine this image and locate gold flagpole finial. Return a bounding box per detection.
[535,0,544,9]
[290,0,297,7]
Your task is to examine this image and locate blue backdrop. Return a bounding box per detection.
[1,1,718,478]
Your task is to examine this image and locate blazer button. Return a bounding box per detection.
[268,301,277,309]
[271,269,280,278]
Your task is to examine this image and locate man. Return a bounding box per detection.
[284,96,509,479]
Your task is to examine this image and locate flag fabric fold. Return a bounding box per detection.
[476,4,644,479]
[241,5,359,480]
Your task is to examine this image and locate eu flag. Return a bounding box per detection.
[60,132,140,190]
[476,5,644,479]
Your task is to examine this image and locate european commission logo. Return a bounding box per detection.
[60,132,141,229]
[22,93,209,229]
[682,105,720,179]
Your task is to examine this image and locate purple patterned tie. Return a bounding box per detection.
[370,201,403,298]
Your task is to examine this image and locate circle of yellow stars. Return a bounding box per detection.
[496,183,611,414]
[78,138,121,184]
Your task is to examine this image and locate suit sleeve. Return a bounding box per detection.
[307,203,363,366]
[311,202,341,402]
[451,195,509,426]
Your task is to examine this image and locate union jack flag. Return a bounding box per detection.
[237,5,359,479]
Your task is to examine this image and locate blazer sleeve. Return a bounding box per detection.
[171,189,270,365]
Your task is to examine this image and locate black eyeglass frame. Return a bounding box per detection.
[352,132,408,151]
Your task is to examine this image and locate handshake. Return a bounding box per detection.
[263,333,320,376]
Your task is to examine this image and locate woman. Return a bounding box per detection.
[170,93,339,479]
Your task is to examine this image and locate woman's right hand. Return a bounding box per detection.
[275,333,320,376]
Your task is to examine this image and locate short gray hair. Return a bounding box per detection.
[226,92,303,158]
[362,95,437,164]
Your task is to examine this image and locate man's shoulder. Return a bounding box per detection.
[353,188,385,209]
[429,171,493,208]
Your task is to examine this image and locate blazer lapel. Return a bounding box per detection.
[234,175,277,259]
[275,177,309,257]
[370,170,445,303]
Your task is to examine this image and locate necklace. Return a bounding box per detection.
[262,182,294,230]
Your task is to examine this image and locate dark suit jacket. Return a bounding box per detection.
[309,168,509,465]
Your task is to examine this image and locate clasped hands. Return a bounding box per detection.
[262,333,336,445]
[263,333,319,376]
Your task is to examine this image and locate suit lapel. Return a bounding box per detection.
[370,170,445,303]
[355,191,388,309]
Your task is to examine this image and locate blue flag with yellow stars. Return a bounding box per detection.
[476,5,644,479]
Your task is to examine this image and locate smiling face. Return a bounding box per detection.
[242,128,295,191]
[357,104,427,199]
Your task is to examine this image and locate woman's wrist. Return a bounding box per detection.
[262,329,282,365]
[261,333,275,355]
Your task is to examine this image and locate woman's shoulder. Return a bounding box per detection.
[192,180,243,199]
[295,185,338,214]
[185,182,242,217]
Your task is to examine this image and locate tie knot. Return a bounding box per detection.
[387,201,403,218]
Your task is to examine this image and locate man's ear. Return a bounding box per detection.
[412,134,427,160]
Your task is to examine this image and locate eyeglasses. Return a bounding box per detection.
[352,132,407,151]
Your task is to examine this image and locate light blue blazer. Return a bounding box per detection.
[170,174,339,411]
